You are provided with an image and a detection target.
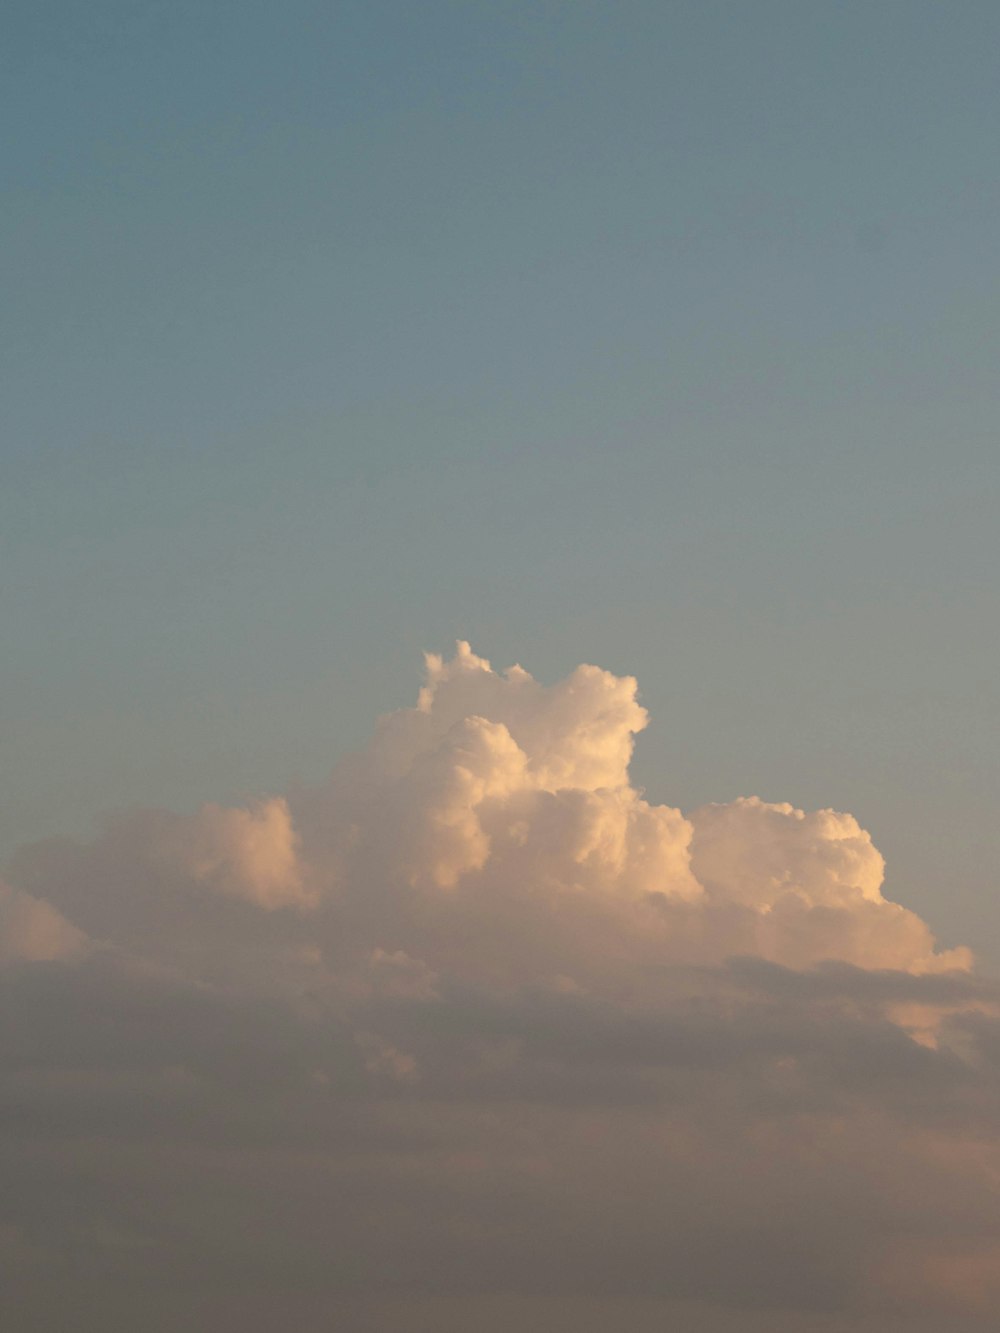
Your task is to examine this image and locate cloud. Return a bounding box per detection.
[0,878,87,963]
[2,644,998,1332]
[157,796,312,910]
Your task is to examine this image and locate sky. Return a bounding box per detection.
[3,2,1000,1329]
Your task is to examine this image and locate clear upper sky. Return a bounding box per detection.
[4,1,998,957]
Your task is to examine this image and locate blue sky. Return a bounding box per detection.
[4,0,998,957]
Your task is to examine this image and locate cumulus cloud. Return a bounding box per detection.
[157,796,312,909]
[2,644,998,1333]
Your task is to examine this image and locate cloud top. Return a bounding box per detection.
[286,641,966,980]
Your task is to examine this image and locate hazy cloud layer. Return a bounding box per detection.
[3,645,998,1331]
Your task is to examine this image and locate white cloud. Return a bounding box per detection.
[287,642,966,980]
